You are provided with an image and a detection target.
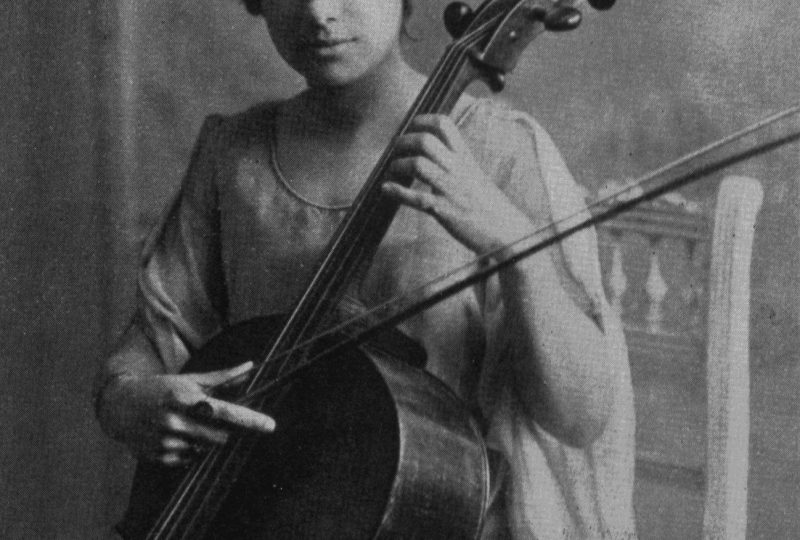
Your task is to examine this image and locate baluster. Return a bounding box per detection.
[645,235,668,333]
[682,237,704,339]
[608,231,627,316]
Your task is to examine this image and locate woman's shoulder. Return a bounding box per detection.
[455,97,558,187]
[457,96,543,133]
[456,97,549,161]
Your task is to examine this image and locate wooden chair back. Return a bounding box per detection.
[595,175,763,539]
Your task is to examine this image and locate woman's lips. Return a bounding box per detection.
[310,38,351,47]
[306,37,356,54]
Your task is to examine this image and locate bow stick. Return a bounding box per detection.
[234,103,800,406]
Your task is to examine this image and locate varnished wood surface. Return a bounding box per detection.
[119,315,488,539]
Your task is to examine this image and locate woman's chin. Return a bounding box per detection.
[301,65,369,90]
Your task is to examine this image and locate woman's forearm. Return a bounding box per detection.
[499,250,614,448]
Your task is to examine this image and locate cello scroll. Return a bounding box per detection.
[444,0,615,92]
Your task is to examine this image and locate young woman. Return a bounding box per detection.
[95,0,636,537]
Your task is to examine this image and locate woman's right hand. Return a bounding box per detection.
[99,361,276,467]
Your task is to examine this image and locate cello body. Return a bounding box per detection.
[118,315,489,539]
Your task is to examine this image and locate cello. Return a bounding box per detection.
[118,1,618,537]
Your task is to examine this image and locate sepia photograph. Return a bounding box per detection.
[1,0,798,538]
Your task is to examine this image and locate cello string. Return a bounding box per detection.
[265,10,508,381]
[266,52,476,380]
[172,33,486,535]
[182,18,502,529]
[258,17,499,384]
[256,29,486,384]
[233,102,800,406]
[150,24,492,538]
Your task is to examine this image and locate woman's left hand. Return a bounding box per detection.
[383,114,534,255]
[385,115,615,447]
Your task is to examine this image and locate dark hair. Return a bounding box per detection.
[242,0,413,21]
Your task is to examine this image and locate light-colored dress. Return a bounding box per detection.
[135,98,636,539]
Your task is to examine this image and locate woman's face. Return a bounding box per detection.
[260,0,405,88]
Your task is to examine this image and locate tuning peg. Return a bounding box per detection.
[444,2,475,38]
[587,0,616,11]
[543,6,582,32]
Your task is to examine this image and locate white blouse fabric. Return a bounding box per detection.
[136,99,636,539]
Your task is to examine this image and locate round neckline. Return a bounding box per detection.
[265,98,482,212]
[268,108,354,212]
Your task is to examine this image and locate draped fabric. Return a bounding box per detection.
[136,98,636,539]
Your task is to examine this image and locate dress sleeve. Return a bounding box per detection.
[136,115,229,373]
[474,105,608,416]
[511,112,607,326]
[475,106,606,363]
[476,107,636,538]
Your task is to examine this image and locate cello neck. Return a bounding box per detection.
[249,39,480,383]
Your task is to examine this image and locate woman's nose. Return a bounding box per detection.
[306,0,344,23]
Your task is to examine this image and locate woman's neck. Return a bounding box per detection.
[293,56,426,142]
